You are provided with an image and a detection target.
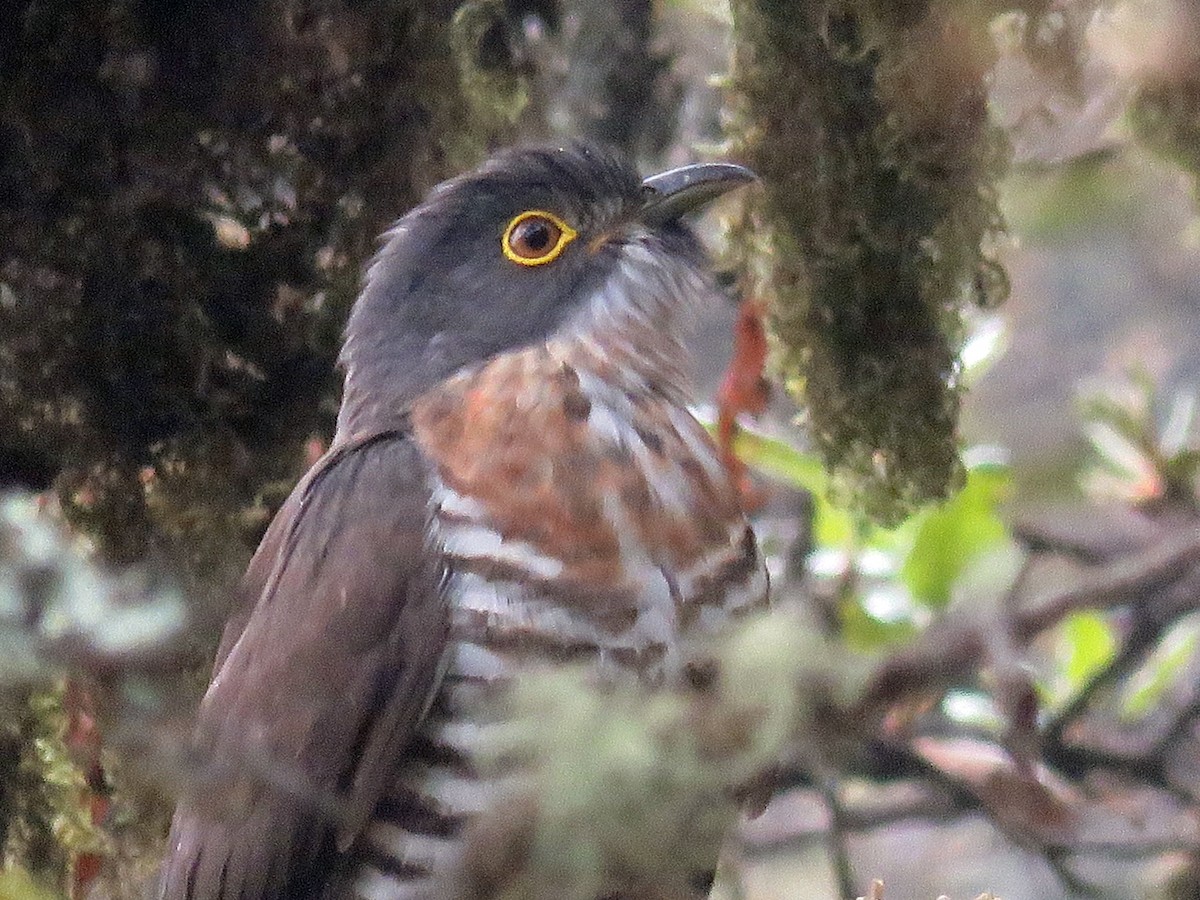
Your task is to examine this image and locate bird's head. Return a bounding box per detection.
[337,142,754,436]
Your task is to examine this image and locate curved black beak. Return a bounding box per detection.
[640,162,757,226]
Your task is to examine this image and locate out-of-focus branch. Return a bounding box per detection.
[819,776,858,900]
[1011,527,1200,642]
[844,520,1200,730]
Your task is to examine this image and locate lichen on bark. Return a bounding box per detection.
[0,0,516,596]
[450,0,534,135]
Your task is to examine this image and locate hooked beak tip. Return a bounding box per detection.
[640,162,757,226]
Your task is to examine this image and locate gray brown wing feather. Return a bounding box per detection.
[159,430,449,900]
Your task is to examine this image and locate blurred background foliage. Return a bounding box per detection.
[3,0,1200,898]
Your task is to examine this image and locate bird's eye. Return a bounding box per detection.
[502,210,577,266]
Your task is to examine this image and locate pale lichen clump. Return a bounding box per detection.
[451,612,864,900]
[727,0,1010,525]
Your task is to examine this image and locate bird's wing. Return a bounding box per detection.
[159,429,449,900]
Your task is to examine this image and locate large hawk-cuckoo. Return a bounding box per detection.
[160,143,767,899]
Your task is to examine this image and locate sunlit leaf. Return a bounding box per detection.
[1121,617,1200,719]
[1078,369,1200,504]
[899,459,1011,609]
[1160,391,1196,457]
[942,689,1005,731]
[728,428,855,546]
[1061,611,1118,693]
[1083,421,1154,482]
[859,583,927,631]
[839,595,917,650]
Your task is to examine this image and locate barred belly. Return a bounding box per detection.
[340,521,764,898]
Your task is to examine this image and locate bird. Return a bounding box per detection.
[159,142,768,900]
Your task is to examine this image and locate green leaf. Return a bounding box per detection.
[839,595,918,650]
[728,429,825,489]
[728,429,855,547]
[1159,391,1196,457]
[1121,618,1199,719]
[899,459,1011,609]
[1061,611,1118,692]
[1162,448,1200,487]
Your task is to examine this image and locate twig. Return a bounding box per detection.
[1001,547,1035,619]
[1063,836,1200,858]
[1043,847,1104,899]
[1012,528,1200,641]
[820,776,859,900]
[1152,691,1200,762]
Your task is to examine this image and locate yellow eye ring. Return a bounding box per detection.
[502,210,577,266]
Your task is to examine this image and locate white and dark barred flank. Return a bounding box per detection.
[343,550,765,897]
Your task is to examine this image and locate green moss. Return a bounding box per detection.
[0,866,63,900]
[0,687,109,890]
[728,0,1009,525]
